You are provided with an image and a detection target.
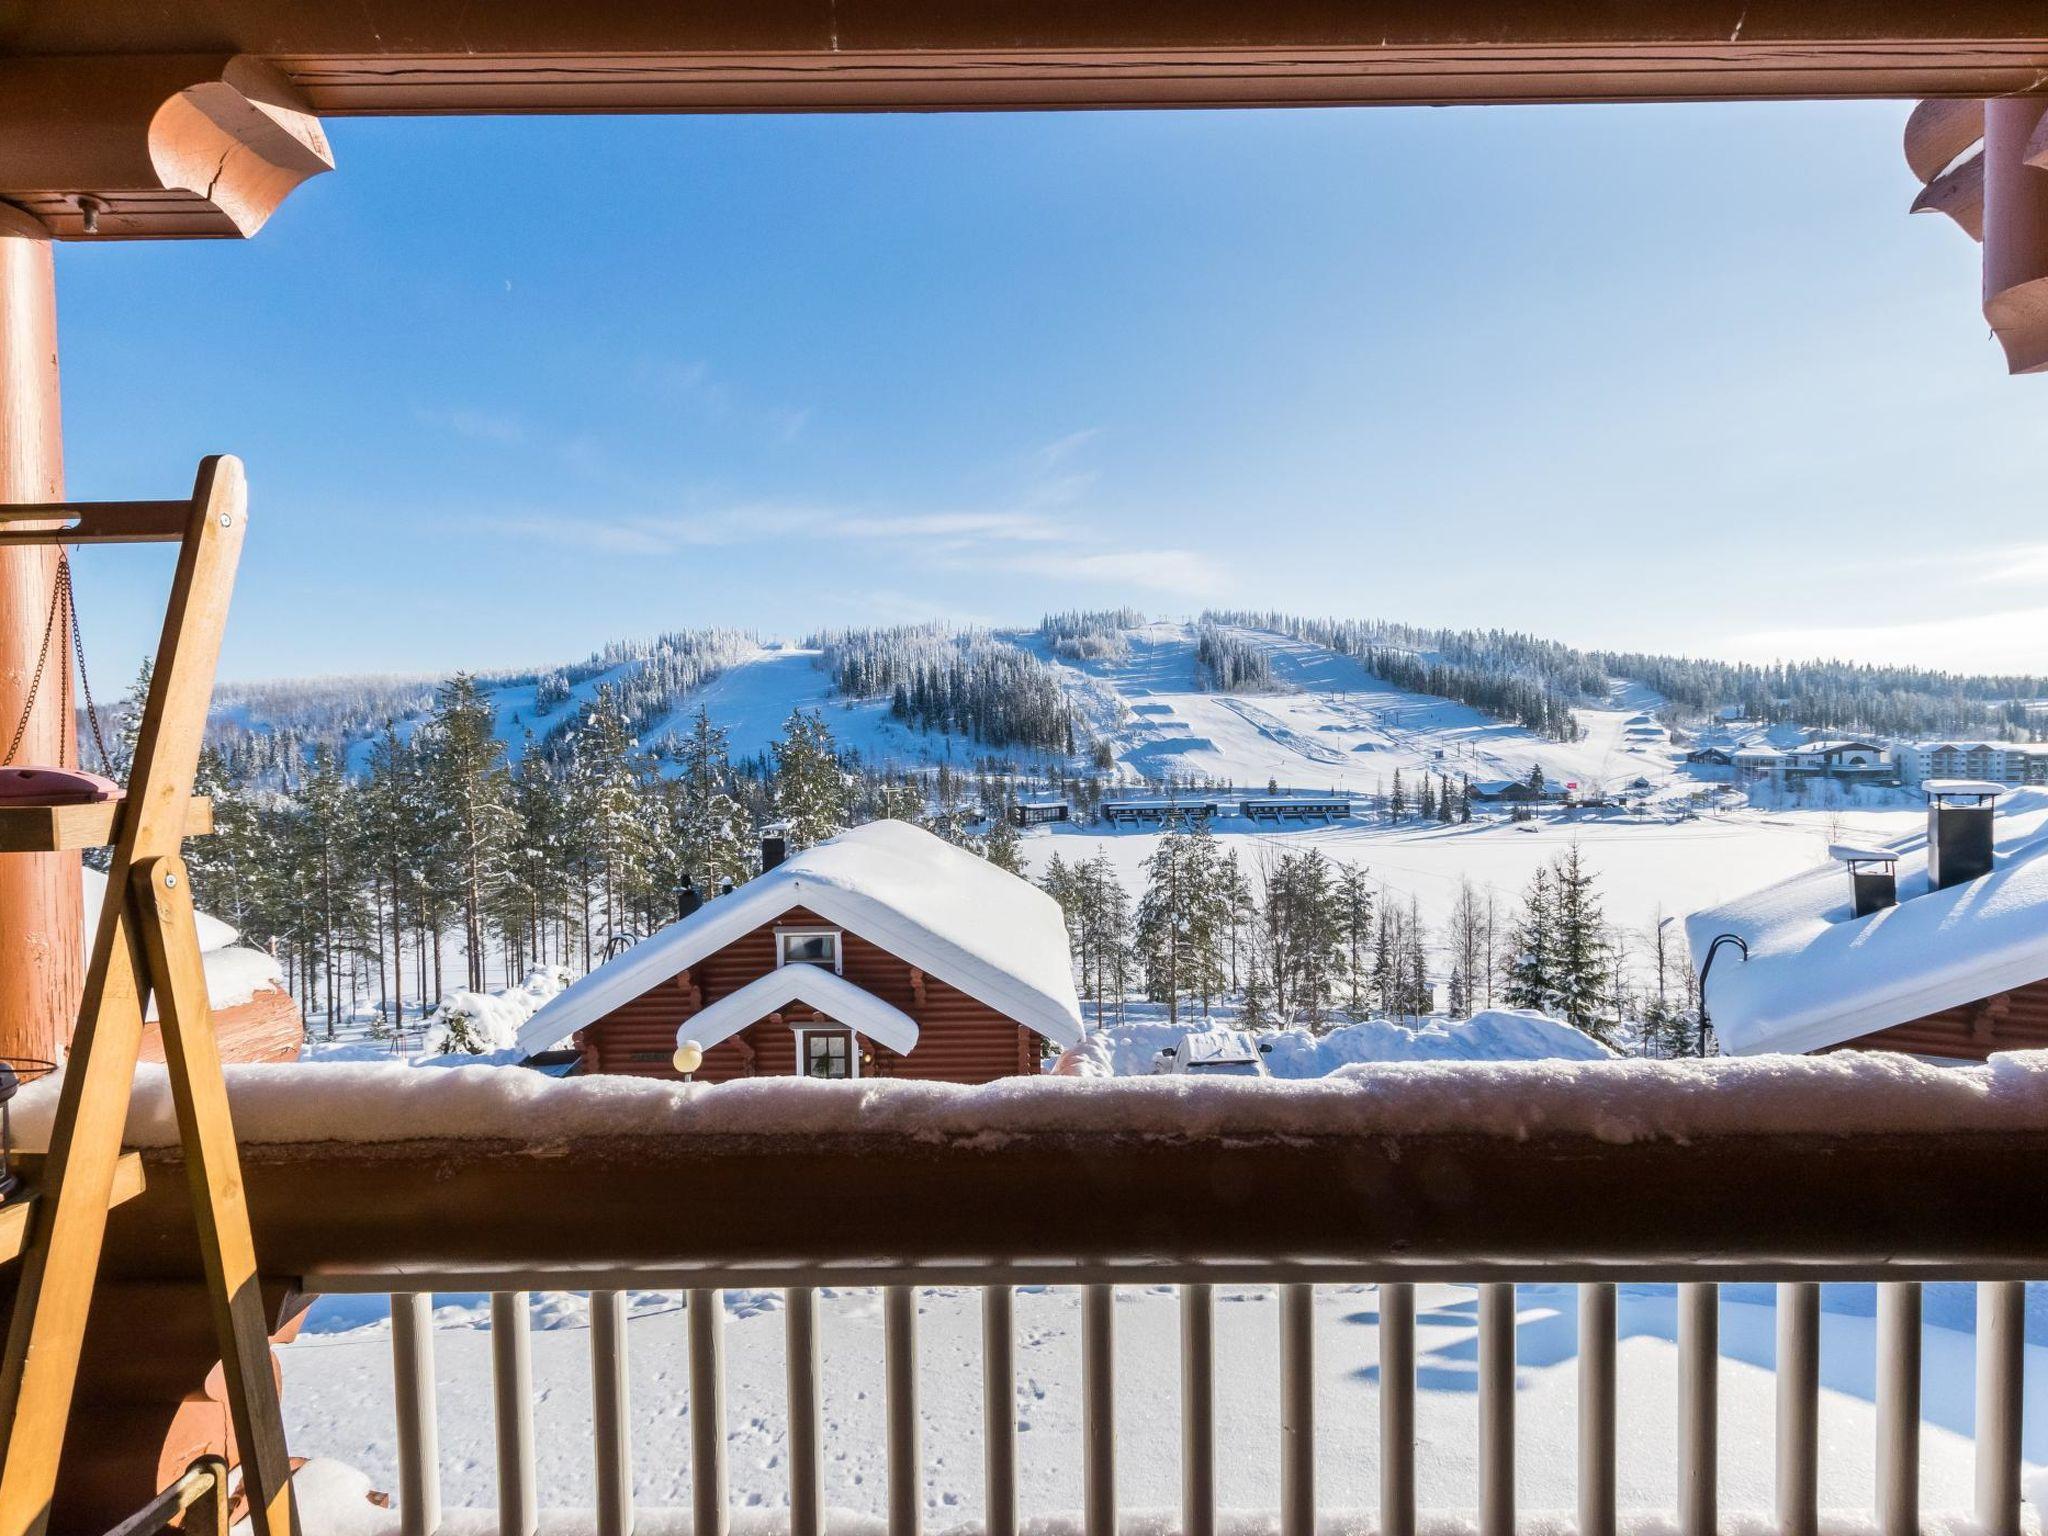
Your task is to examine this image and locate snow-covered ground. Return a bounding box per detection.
[1021,806,1923,952]
[1026,622,1679,798]
[282,1281,2047,1531]
[1059,1009,1613,1077]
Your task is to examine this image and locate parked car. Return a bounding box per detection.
[1153,1027,1271,1077]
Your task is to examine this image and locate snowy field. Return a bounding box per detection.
[283,1282,2048,1531]
[1020,806,1922,955]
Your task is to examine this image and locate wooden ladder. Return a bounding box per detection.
[0,458,297,1536]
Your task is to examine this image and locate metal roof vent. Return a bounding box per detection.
[1924,779,2002,891]
[1830,844,1899,918]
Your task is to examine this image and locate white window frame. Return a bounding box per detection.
[792,1022,860,1080]
[776,926,843,973]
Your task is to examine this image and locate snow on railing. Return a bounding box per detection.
[27,1054,2048,1536]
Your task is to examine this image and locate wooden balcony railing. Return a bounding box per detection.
[33,1055,2048,1535]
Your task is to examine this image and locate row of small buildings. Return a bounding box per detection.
[1687,736,2048,789]
[1014,793,1355,828]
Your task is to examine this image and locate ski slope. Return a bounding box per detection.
[1030,622,1684,798]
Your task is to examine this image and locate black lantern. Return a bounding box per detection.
[0,1058,54,1204]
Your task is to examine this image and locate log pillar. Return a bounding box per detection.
[0,202,80,1065]
[1982,98,2048,374]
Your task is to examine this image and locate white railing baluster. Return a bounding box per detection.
[787,1288,824,1536]
[1776,1281,1820,1536]
[1578,1283,1616,1536]
[1975,1280,2025,1536]
[490,1292,537,1536]
[1379,1283,1416,1536]
[1181,1284,1215,1536]
[983,1286,1017,1536]
[688,1288,730,1536]
[1280,1284,1314,1536]
[390,1293,442,1536]
[1083,1284,1116,1536]
[590,1291,632,1536]
[886,1285,921,1536]
[1479,1283,1515,1536]
[1878,1282,1922,1536]
[1677,1283,1717,1536]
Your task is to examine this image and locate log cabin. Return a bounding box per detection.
[517,819,1084,1082]
[1687,781,2048,1061]
[82,868,301,1066]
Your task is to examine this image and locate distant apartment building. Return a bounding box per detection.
[1731,739,1895,784]
[1895,741,2048,789]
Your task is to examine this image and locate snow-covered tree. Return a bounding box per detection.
[773,708,850,848]
[1503,864,1559,1016]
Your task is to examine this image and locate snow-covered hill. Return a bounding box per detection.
[1023,619,1679,796]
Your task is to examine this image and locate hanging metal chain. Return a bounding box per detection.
[3,551,113,773]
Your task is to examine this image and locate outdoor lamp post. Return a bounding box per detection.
[672,1039,704,1076]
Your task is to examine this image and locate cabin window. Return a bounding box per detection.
[797,1027,855,1079]
[777,929,841,971]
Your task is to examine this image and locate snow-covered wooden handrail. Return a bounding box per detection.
[37,1053,2048,1288]
[32,1055,2045,1536]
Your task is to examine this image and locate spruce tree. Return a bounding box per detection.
[982,813,1025,875]
[1549,843,1614,1040]
[674,706,755,894]
[1503,864,1559,1015]
[773,708,850,848]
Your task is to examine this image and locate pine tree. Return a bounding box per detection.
[1337,864,1375,1017]
[422,673,516,993]
[773,708,850,848]
[982,813,1025,875]
[1389,770,1407,820]
[673,706,755,895]
[1136,823,1226,1024]
[1550,843,1614,1039]
[1503,864,1559,1015]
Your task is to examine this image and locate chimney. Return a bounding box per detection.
[1925,780,2001,890]
[761,834,787,872]
[1830,845,1898,918]
[675,876,701,921]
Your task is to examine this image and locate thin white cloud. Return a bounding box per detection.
[1969,543,2048,588]
[998,548,1229,597]
[482,503,1075,554]
[1720,606,2048,674]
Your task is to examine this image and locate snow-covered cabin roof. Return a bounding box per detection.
[80,867,284,1018]
[681,965,920,1056]
[518,819,1085,1056]
[1684,788,2048,1056]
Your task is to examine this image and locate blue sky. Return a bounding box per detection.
[51,100,2046,683]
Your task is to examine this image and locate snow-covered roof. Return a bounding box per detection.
[1924,779,2006,799]
[680,966,919,1057]
[1685,788,2048,1056]
[518,819,1084,1056]
[1828,843,1898,865]
[80,867,284,1017]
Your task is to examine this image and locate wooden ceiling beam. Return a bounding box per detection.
[4,0,2048,69]
[0,56,332,240]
